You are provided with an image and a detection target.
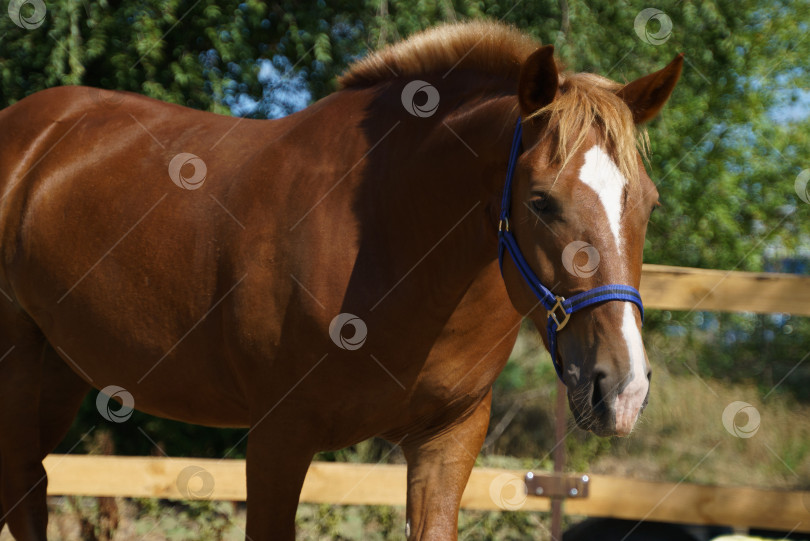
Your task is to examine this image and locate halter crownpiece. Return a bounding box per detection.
[497,118,644,382]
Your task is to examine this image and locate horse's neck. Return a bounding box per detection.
[356,87,518,317]
[399,92,516,268]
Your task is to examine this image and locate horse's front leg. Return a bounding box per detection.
[401,390,492,540]
[244,421,315,540]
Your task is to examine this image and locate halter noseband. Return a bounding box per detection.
[497,119,644,382]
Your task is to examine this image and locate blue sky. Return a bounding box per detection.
[228,55,311,118]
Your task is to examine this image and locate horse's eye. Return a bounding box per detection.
[530,193,550,213]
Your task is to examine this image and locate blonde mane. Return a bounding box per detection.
[528,73,648,185]
[340,20,646,184]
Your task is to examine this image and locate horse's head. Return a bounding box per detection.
[500,46,683,437]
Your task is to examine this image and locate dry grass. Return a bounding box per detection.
[487,327,810,492]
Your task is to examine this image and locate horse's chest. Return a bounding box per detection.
[419,307,520,400]
[392,267,522,417]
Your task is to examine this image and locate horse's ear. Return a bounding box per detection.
[618,53,684,124]
[518,45,558,115]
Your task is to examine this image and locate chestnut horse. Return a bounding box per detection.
[0,21,681,540]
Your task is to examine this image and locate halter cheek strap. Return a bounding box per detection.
[497,119,644,382]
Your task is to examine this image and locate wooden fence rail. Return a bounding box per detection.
[640,264,810,316]
[42,265,810,532]
[43,456,810,533]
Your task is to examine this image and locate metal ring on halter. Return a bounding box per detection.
[547,296,570,331]
[498,217,510,232]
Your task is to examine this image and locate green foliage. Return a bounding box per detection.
[0,0,369,112]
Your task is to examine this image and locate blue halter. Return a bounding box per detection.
[497,118,644,382]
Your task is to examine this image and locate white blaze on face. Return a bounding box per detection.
[578,146,626,251]
[615,303,649,435]
[578,145,649,436]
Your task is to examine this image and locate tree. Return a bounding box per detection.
[0,0,368,113]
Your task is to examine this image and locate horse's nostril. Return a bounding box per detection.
[647,369,652,382]
[591,370,607,410]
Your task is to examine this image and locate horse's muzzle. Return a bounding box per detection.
[567,368,650,437]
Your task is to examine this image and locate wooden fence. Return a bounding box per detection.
[639,264,810,316]
[44,264,810,532]
[43,456,810,532]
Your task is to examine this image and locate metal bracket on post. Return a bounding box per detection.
[524,472,590,499]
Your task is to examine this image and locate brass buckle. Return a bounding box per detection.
[547,296,570,331]
[498,217,510,232]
